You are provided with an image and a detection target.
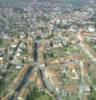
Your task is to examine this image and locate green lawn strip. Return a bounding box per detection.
[26,87,53,100]
[0,39,10,47]
[0,65,20,96]
[46,45,80,60]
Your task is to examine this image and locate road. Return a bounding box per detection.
[10,40,39,100]
[77,30,96,100]
[8,66,33,100]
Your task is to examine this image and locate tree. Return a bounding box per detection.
[88,86,96,100]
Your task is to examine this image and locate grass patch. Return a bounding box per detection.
[0,64,20,97]
[45,45,80,60]
[0,39,10,47]
[26,87,54,100]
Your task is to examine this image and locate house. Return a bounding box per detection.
[0,57,4,64]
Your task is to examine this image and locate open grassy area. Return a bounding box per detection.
[87,42,96,52]
[33,93,52,100]
[62,92,79,100]
[85,38,96,52]
[20,48,28,55]
[26,87,54,100]
[8,32,19,37]
[0,64,20,97]
[0,39,10,47]
[45,45,80,60]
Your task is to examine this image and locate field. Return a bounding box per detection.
[0,39,10,47]
[26,87,54,100]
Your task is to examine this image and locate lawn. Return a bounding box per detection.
[26,87,54,100]
[0,39,10,47]
[85,38,96,52]
[8,32,19,37]
[45,45,80,60]
[0,64,20,97]
[21,48,28,55]
[34,93,52,100]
